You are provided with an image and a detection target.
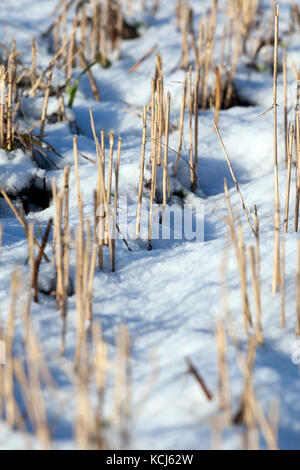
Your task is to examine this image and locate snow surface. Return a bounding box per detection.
[0,0,300,450]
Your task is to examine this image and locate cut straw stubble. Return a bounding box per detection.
[295,110,300,232]
[163,91,171,207]
[0,66,6,148]
[214,121,255,235]
[149,96,159,251]
[40,67,53,140]
[283,47,288,166]
[192,70,199,194]
[0,188,49,262]
[216,318,231,424]
[249,246,263,344]
[89,109,114,271]
[215,65,221,126]
[33,218,53,304]
[224,180,252,333]
[173,73,187,177]
[281,239,286,329]
[188,67,194,192]
[284,125,294,233]
[297,239,300,335]
[136,106,147,240]
[272,5,281,294]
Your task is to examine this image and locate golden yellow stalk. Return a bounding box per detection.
[163,91,171,206]
[284,125,294,233]
[215,65,221,125]
[214,122,255,235]
[174,73,187,177]
[249,246,263,344]
[272,5,281,294]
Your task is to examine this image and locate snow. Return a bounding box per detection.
[0,0,300,450]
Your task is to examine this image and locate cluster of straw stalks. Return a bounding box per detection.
[175,0,287,114]
[0,41,47,155]
[176,0,254,111]
[134,54,200,249]
[185,3,300,450]
[0,266,133,449]
[0,38,69,172]
[216,325,278,450]
[135,54,173,249]
[187,186,278,449]
[175,2,300,339]
[0,0,162,164]
[0,47,18,152]
[42,0,156,71]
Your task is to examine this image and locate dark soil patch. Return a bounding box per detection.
[202,81,254,111]
[1,176,51,214]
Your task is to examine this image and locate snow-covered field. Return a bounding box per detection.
[0,0,300,450]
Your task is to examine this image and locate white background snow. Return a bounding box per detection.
[0,0,299,450]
